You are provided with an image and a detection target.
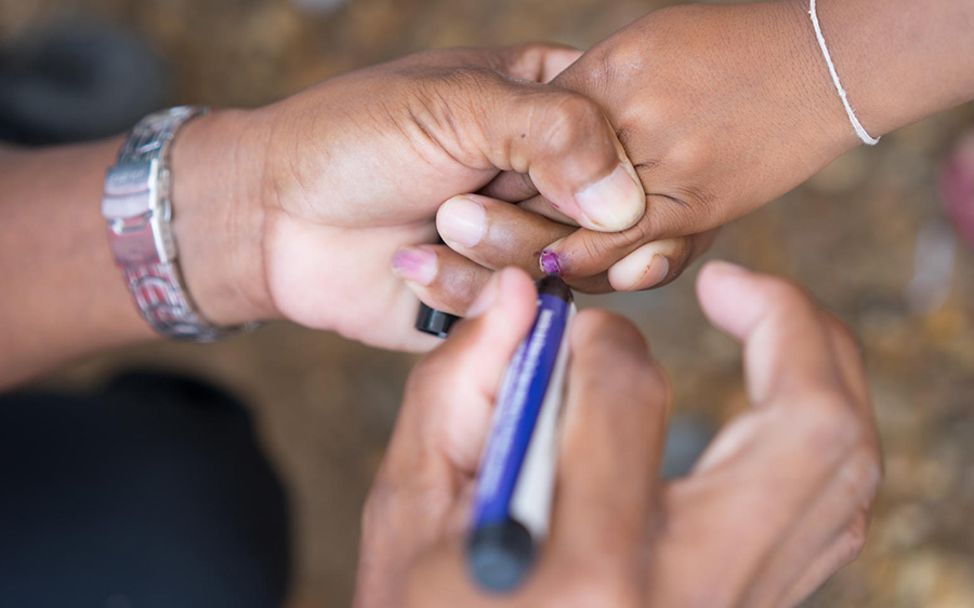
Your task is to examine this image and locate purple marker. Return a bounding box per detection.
[467,275,575,593]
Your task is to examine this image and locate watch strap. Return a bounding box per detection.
[103,106,248,342]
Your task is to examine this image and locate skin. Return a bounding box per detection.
[7,0,973,379]
[0,7,903,602]
[355,263,882,608]
[409,0,974,311]
[0,44,647,387]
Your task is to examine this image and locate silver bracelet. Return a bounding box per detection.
[101,106,253,341]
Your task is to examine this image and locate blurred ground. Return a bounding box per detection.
[2,0,973,606]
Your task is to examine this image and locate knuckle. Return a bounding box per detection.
[541,92,603,151]
[591,215,658,259]
[592,35,649,85]
[504,42,548,72]
[575,232,616,267]
[664,137,713,181]
[619,215,656,247]
[845,513,871,556]
[793,390,863,454]
[833,513,871,567]
[839,447,883,503]
[568,216,658,272]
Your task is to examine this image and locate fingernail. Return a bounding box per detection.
[391,247,437,286]
[644,255,670,288]
[539,249,562,276]
[437,196,486,248]
[609,245,670,291]
[466,273,500,318]
[574,163,645,231]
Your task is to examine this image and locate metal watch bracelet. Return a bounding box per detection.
[101,106,251,342]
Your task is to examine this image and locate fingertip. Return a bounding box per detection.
[697,259,752,285]
[696,260,751,307]
[436,195,487,249]
[570,309,651,364]
[696,260,763,340]
[607,240,682,292]
[697,261,823,347]
[540,236,582,279]
[539,245,564,276]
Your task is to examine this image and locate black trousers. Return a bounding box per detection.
[0,373,290,608]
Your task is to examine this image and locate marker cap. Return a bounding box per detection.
[415,303,460,338]
[467,518,536,593]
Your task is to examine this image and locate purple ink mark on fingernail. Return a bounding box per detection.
[540,250,562,276]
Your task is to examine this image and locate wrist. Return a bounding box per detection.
[170,107,278,326]
[765,0,862,153]
[805,0,974,137]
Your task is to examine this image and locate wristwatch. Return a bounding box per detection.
[101,106,243,341]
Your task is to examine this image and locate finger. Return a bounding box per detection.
[692,261,859,484]
[746,446,879,607]
[435,194,575,276]
[660,262,868,604]
[820,311,872,416]
[744,316,880,606]
[550,310,670,565]
[437,192,715,292]
[383,268,538,479]
[778,514,871,608]
[606,239,684,292]
[392,241,615,318]
[392,244,492,316]
[695,260,844,405]
[604,229,716,292]
[518,193,578,225]
[478,81,645,232]
[537,194,707,278]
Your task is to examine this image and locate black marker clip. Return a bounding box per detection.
[415,303,459,339]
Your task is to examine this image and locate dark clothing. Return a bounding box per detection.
[0,373,290,608]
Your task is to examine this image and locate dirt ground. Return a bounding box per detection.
[3,0,974,606]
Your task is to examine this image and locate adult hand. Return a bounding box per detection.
[354,263,881,607]
[174,44,646,351]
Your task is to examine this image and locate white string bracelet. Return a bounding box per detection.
[809,0,880,145]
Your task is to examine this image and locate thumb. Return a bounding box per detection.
[469,80,645,232]
[695,260,840,405]
[386,268,539,478]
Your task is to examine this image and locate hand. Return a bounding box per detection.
[354,263,881,607]
[172,44,646,351]
[414,1,858,306]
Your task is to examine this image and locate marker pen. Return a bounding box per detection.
[467,275,575,593]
